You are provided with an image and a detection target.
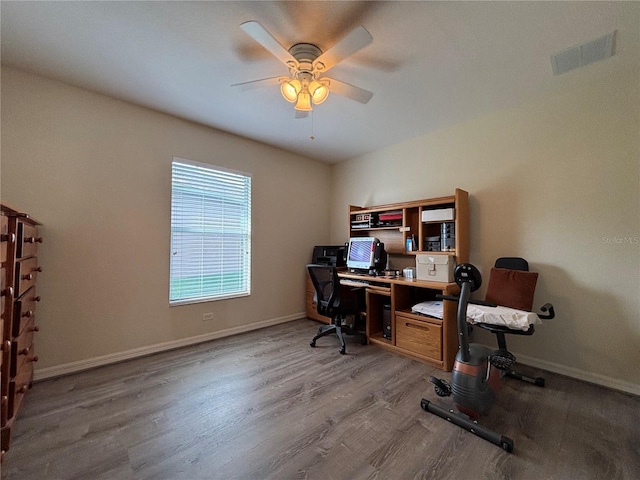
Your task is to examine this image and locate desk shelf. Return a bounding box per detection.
[369,333,392,346]
[348,189,468,260]
[352,226,403,232]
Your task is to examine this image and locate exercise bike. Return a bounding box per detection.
[420,263,554,453]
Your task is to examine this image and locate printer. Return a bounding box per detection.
[312,245,346,267]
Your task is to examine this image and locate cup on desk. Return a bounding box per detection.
[403,267,416,279]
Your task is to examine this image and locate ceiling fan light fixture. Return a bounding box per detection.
[294,91,313,111]
[309,80,330,105]
[280,78,301,103]
[237,22,374,113]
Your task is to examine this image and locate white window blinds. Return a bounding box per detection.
[170,159,251,304]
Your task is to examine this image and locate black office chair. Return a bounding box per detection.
[474,257,555,386]
[307,264,368,354]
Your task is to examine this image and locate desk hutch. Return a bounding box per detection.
[306,189,469,371]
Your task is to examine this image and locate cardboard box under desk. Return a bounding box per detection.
[416,254,454,283]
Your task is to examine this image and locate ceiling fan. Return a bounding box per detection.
[233,21,374,114]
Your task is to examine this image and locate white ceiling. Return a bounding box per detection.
[1,1,638,163]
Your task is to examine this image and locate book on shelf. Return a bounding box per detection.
[352,223,373,229]
[379,210,403,222]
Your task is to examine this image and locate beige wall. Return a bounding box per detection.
[2,64,639,393]
[1,68,332,373]
[331,66,640,392]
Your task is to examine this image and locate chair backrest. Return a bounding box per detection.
[486,257,538,311]
[495,257,529,271]
[307,264,340,317]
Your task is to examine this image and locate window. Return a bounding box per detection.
[170,158,251,304]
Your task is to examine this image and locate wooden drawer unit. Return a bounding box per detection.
[16,221,42,260]
[11,287,40,338]
[1,210,10,431]
[1,204,42,460]
[1,215,9,264]
[14,256,40,299]
[10,317,38,378]
[7,359,33,422]
[306,290,323,322]
[395,312,442,361]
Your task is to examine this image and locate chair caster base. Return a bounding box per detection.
[339,347,346,354]
[310,341,316,347]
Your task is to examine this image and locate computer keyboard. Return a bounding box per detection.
[340,279,370,287]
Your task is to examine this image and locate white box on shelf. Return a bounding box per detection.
[421,208,455,223]
[416,254,454,282]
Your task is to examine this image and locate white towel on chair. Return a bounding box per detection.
[466,304,541,331]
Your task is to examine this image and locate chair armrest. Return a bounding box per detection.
[436,293,458,302]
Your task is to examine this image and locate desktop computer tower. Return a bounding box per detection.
[383,304,392,340]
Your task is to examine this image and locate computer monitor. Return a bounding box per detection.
[346,237,382,272]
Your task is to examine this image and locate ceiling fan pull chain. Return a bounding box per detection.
[310,110,315,140]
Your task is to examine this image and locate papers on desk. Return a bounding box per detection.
[411,300,444,319]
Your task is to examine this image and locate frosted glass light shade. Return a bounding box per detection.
[309,81,329,105]
[294,91,312,111]
[280,79,302,103]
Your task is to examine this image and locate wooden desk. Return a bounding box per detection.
[338,271,460,371]
[306,190,470,370]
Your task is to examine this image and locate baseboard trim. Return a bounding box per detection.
[35,317,640,396]
[516,353,640,396]
[34,313,306,381]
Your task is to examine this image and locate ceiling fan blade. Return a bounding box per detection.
[240,21,296,66]
[313,26,373,72]
[231,76,285,91]
[325,78,373,104]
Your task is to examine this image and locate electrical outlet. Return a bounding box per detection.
[202,313,214,321]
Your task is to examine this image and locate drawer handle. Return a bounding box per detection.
[405,322,429,331]
[0,233,16,243]
[32,295,42,302]
[18,347,30,356]
[28,355,39,363]
[30,325,40,333]
[17,385,28,394]
[33,266,43,273]
[21,273,33,281]
[2,286,13,297]
[1,340,10,352]
[22,310,34,318]
[24,236,43,244]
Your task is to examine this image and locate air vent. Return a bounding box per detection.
[551,31,616,75]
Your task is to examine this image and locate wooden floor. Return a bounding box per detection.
[2,319,639,480]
